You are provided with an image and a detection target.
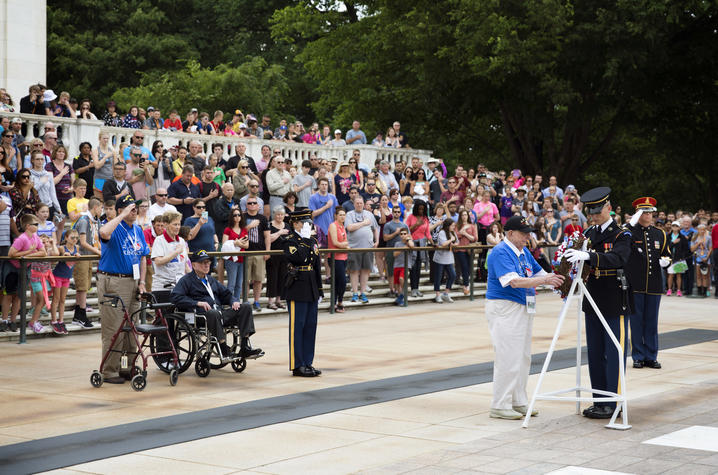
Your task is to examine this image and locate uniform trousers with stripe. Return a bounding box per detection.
[628,293,661,362]
[486,299,533,410]
[586,312,629,409]
[288,300,318,370]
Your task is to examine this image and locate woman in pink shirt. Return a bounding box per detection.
[473,190,499,244]
[405,201,433,297]
[455,209,478,295]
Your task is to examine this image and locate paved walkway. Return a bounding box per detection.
[1,293,718,474]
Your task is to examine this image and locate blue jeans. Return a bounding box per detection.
[455,251,471,287]
[434,263,456,291]
[225,259,244,302]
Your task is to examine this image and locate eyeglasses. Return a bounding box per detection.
[195,205,206,209]
[134,136,144,140]
[249,184,259,188]
[20,175,30,179]
[367,183,375,186]
[232,213,241,217]
[157,144,163,147]
[3,134,13,138]
[133,153,141,157]
[156,193,168,197]
[247,202,258,205]
[240,166,249,169]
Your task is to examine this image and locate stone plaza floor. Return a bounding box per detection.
[1,293,718,474]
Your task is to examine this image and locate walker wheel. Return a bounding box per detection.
[195,357,210,378]
[90,371,103,388]
[131,374,147,391]
[169,369,179,386]
[231,358,246,373]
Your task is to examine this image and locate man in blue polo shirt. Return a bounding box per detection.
[97,195,151,384]
[168,165,200,223]
[486,216,564,420]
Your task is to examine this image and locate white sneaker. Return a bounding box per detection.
[434,295,443,304]
[489,408,523,420]
[512,405,538,417]
[365,285,373,293]
[441,292,454,303]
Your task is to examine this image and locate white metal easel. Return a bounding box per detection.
[522,245,631,430]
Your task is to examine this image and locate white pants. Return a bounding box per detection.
[486,299,533,410]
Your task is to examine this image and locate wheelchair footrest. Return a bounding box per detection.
[136,324,169,334]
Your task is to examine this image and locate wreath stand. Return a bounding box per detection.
[522,247,631,430]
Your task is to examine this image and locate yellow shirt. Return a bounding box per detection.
[172,158,186,177]
[67,197,89,226]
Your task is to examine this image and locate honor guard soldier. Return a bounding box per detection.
[625,197,671,369]
[564,187,633,419]
[283,209,324,377]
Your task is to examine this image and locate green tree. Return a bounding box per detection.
[112,58,289,120]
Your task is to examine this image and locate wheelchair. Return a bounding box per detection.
[148,290,264,378]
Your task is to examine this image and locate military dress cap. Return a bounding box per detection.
[504,216,534,233]
[581,187,611,215]
[190,249,212,262]
[288,209,313,223]
[632,196,657,212]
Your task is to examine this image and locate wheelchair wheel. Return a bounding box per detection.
[195,356,210,378]
[231,358,246,373]
[131,374,147,391]
[150,314,196,374]
[205,330,238,370]
[90,371,103,388]
[169,369,178,386]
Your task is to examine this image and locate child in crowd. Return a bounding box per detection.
[50,229,79,334]
[392,229,415,306]
[8,215,50,332]
[208,154,226,187]
[178,225,193,273]
[36,204,56,239]
[66,179,89,227]
[101,199,116,226]
[433,219,458,304]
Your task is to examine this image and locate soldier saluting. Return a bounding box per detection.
[564,187,633,419]
[625,197,671,369]
[283,209,324,377]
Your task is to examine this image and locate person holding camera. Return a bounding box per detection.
[125,146,153,202]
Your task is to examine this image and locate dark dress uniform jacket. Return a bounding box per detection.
[171,272,236,311]
[625,224,671,295]
[282,231,324,302]
[583,220,633,317]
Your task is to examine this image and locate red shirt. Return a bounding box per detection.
[163,118,183,131]
[144,228,157,266]
[564,224,583,235]
[223,227,247,262]
[712,223,718,250]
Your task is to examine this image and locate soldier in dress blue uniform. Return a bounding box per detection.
[625,197,671,369]
[564,187,633,419]
[283,209,324,377]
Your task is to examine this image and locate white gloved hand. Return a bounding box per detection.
[564,249,590,264]
[300,222,311,239]
[318,296,323,305]
[659,256,671,268]
[629,209,643,227]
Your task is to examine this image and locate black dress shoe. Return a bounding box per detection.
[104,376,126,384]
[292,366,316,377]
[644,360,662,369]
[583,405,615,419]
[308,366,322,376]
[633,360,644,368]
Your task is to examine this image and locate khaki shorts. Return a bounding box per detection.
[73,260,93,292]
[245,255,266,283]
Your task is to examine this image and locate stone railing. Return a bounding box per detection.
[3,112,434,168]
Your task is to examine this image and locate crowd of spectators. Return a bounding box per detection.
[0,83,716,333]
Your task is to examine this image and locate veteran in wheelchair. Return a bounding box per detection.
[168,249,264,376]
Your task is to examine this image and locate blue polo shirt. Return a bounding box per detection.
[168,180,200,223]
[486,239,543,306]
[99,220,150,275]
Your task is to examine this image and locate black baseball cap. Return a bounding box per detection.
[115,195,143,210]
[504,216,534,233]
[190,250,212,262]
